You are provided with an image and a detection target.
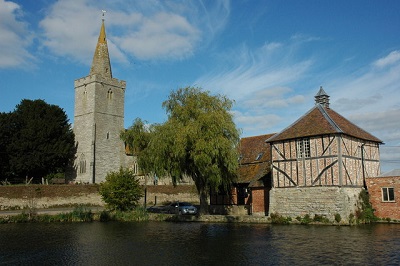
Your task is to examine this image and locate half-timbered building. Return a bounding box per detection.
[266,87,383,221]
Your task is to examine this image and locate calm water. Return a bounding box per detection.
[0,222,399,265]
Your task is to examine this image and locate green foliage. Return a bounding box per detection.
[335,213,342,223]
[99,168,143,211]
[348,213,355,225]
[0,99,75,182]
[122,87,241,214]
[270,212,292,224]
[313,214,330,223]
[0,206,94,223]
[356,189,378,224]
[300,214,312,225]
[111,208,149,222]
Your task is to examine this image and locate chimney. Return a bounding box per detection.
[315,86,330,108]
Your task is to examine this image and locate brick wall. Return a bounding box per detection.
[367,176,400,220]
[251,188,269,215]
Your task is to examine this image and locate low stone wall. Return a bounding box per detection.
[0,194,103,210]
[0,185,199,210]
[269,186,363,222]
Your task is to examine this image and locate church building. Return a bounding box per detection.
[72,18,132,183]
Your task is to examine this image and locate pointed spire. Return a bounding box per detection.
[90,18,112,79]
[315,86,330,108]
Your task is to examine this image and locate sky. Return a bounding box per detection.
[1,0,400,173]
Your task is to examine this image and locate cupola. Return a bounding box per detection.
[315,86,330,108]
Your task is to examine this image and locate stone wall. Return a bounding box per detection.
[0,185,198,211]
[269,186,363,222]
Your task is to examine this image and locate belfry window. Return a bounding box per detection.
[297,138,310,158]
[107,89,113,100]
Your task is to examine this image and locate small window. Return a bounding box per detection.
[107,89,113,100]
[255,152,263,160]
[79,154,86,174]
[382,187,395,202]
[297,138,310,158]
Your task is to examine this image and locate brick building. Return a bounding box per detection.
[367,169,400,220]
[210,134,274,215]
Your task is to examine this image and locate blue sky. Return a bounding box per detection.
[1,0,400,172]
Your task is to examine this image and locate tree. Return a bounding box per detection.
[99,167,143,211]
[4,99,75,182]
[122,87,241,214]
[0,112,13,179]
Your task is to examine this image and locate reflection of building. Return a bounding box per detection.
[72,19,130,183]
[211,88,383,221]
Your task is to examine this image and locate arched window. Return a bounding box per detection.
[130,159,139,175]
[107,89,113,100]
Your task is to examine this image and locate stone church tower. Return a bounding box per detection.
[73,18,127,183]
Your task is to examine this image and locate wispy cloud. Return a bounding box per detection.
[373,50,400,68]
[114,12,200,60]
[0,0,34,68]
[38,0,229,64]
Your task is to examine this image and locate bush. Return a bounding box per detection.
[99,168,143,211]
[300,214,312,225]
[270,212,291,224]
[334,213,342,223]
[356,190,378,224]
[313,214,330,223]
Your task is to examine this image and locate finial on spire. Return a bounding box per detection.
[101,10,106,20]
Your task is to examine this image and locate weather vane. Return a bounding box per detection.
[102,10,106,20]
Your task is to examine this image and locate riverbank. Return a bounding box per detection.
[2,206,397,226]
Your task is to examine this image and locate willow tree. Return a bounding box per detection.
[122,87,241,214]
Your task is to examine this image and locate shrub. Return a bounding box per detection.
[334,213,342,223]
[270,212,291,224]
[300,214,312,225]
[99,168,143,211]
[356,190,378,223]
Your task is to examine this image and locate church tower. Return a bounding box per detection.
[73,17,127,183]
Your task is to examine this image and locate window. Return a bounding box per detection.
[296,138,310,158]
[255,152,263,160]
[382,187,395,202]
[107,89,113,100]
[79,154,86,174]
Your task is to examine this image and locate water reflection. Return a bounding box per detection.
[0,222,399,265]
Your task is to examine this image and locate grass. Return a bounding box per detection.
[0,205,152,223]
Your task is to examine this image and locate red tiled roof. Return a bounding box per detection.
[267,105,382,143]
[237,134,275,183]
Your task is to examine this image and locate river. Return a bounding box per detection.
[1,222,399,265]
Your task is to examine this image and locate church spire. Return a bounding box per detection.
[90,17,112,79]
